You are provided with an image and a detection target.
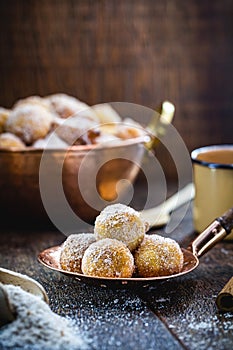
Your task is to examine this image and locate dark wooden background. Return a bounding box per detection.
[0,0,232,168]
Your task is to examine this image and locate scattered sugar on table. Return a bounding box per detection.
[0,284,87,350]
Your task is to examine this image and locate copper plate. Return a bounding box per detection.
[38,208,233,289]
[38,245,198,289]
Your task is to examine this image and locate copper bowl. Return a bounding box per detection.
[0,136,147,228]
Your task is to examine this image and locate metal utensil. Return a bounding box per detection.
[38,207,233,289]
[140,183,194,228]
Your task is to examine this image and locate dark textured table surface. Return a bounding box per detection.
[0,204,233,350]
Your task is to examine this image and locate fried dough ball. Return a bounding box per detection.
[94,203,146,252]
[0,107,10,133]
[94,133,121,145]
[6,104,53,144]
[46,93,98,120]
[33,131,69,149]
[53,115,100,145]
[93,104,140,138]
[92,103,121,124]
[0,132,25,149]
[60,233,96,273]
[134,234,184,277]
[13,95,51,111]
[81,238,134,278]
[115,118,146,140]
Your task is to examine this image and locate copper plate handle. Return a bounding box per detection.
[191,207,233,257]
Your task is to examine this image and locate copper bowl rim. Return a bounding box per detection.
[0,135,149,154]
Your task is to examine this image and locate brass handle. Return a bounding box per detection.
[146,101,175,150]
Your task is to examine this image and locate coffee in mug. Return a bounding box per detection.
[191,145,233,240]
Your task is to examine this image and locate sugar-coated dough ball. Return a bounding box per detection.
[60,233,96,273]
[81,238,134,278]
[0,132,25,149]
[13,95,51,111]
[92,103,121,124]
[94,133,121,145]
[33,131,69,149]
[115,118,146,140]
[0,107,10,133]
[94,203,146,251]
[134,234,184,277]
[53,115,99,145]
[46,93,98,120]
[6,104,53,144]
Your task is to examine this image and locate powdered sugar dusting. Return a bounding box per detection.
[0,132,25,149]
[33,131,69,149]
[96,204,140,224]
[82,238,134,278]
[14,95,51,111]
[94,204,146,252]
[167,310,233,350]
[6,104,53,144]
[46,93,98,121]
[134,234,184,277]
[54,115,99,145]
[60,233,96,273]
[0,284,87,350]
[1,94,149,148]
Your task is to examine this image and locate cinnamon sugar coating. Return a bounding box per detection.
[60,233,96,273]
[134,234,184,277]
[0,132,25,149]
[94,203,147,252]
[6,104,53,144]
[81,238,134,278]
[46,93,97,120]
[13,95,51,111]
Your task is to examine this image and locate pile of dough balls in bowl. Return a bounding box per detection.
[60,203,184,279]
[0,94,148,225]
[0,93,146,149]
